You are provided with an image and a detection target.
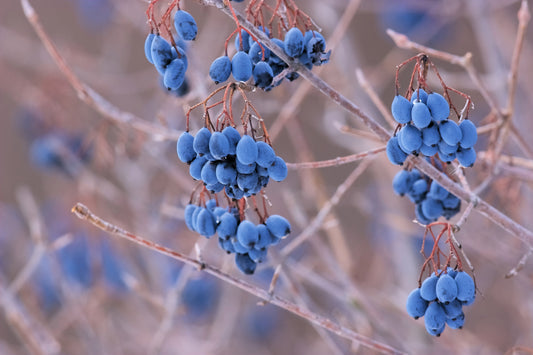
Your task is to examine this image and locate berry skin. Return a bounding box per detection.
[174,10,197,41]
[216,212,238,240]
[304,31,329,65]
[422,122,441,146]
[446,312,465,329]
[424,302,446,336]
[438,140,458,155]
[455,271,475,302]
[189,155,207,180]
[209,56,232,84]
[436,274,458,304]
[236,135,258,165]
[237,172,259,193]
[439,120,462,146]
[200,161,218,186]
[144,33,155,64]
[253,61,274,89]
[232,51,253,82]
[391,95,413,124]
[428,181,449,201]
[407,179,427,204]
[218,237,235,254]
[443,299,463,319]
[249,42,270,64]
[266,215,291,238]
[268,156,287,182]
[399,124,423,153]
[236,159,256,174]
[386,136,408,165]
[237,220,259,248]
[437,150,456,163]
[235,253,257,275]
[392,170,413,196]
[421,198,444,220]
[193,127,212,156]
[284,27,305,57]
[427,92,450,121]
[459,119,478,149]
[411,88,428,104]
[215,161,237,185]
[234,29,251,52]
[255,141,276,168]
[420,143,438,157]
[420,274,438,301]
[184,204,197,231]
[163,58,186,90]
[248,248,267,263]
[177,132,196,164]
[411,101,432,129]
[222,126,241,155]
[456,147,476,167]
[209,132,230,160]
[415,203,434,225]
[255,224,273,249]
[196,208,217,238]
[151,35,174,75]
[406,288,429,319]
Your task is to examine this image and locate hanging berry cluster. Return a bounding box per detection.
[387,54,478,167]
[176,83,290,274]
[209,0,331,90]
[406,223,476,336]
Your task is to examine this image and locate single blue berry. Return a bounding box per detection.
[391,95,413,124]
[253,61,274,89]
[439,120,462,145]
[268,156,287,182]
[235,253,256,274]
[232,51,253,82]
[144,33,155,64]
[427,92,450,121]
[459,119,477,149]
[236,135,258,165]
[386,136,408,165]
[266,215,291,238]
[406,288,428,319]
[174,10,197,41]
[209,56,232,84]
[193,127,212,155]
[411,101,432,129]
[209,132,230,159]
[177,132,196,164]
[456,147,476,167]
[284,27,304,57]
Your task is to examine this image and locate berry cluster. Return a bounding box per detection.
[392,168,461,225]
[144,9,197,92]
[177,127,287,197]
[406,268,476,336]
[387,88,478,167]
[209,27,330,90]
[184,199,291,274]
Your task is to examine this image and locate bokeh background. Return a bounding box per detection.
[1,0,533,354]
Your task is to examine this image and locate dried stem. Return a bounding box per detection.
[71,203,407,355]
[285,146,385,170]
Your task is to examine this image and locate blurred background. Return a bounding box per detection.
[1,0,533,354]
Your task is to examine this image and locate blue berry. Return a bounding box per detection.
[427,92,450,121]
[386,136,408,165]
[391,95,413,124]
[189,155,207,180]
[420,274,438,301]
[248,26,270,48]
[217,212,238,240]
[443,299,463,319]
[424,302,446,336]
[255,141,276,168]
[174,10,197,41]
[459,120,477,149]
[236,159,256,174]
[422,122,440,146]
[437,150,456,163]
[406,288,428,319]
[193,127,212,155]
[232,51,253,82]
[411,101,432,129]
[222,126,241,155]
[237,172,259,194]
[144,33,155,64]
[216,161,237,185]
[411,89,428,104]
[209,56,232,84]
[408,179,427,204]
[421,198,444,220]
[163,58,186,90]
[427,181,449,201]
[266,215,291,238]
[457,147,476,167]
[439,120,462,145]
[237,220,259,248]
[200,161,218,185]
[249,42,270,64]
[151,35,174,75]
[255,224,273,249]
[420,143,438,157]
[392,170,413,196]
[249,248,267,263]
[454,271,475,302]
[268,156,287,182]
[304,31,329,65]
[236,135,258,164]
[415,203,434,225]
[438,140,458,155]
[196,208,216,238]
[253,61,274,89]
[446,312,465,329]
[284,27,304,57]
[436,274,458,304]
[177,132,196,164]
[231,237,250,253]
[235,29,251,52]
[209,132,230,159]
[399,124,423,153]
[235,253,256,274]
[184,204,197,231]
[218,237,235,254]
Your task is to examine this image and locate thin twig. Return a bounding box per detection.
[71,203,407,355]
[355,68,396,129]
[21,0,181,142]
[505,247,533,278]
[285,146,385,170]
